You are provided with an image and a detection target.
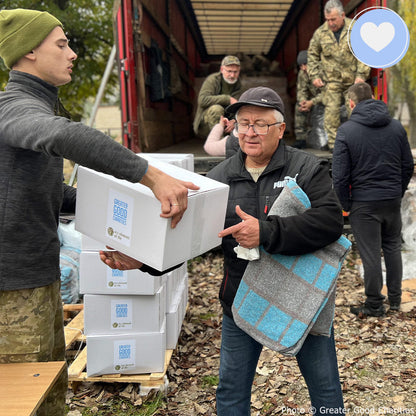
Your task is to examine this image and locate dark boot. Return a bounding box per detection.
[350,303,386,317]
[389,300,401,311]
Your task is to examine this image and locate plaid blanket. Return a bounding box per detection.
[232,179,351,356]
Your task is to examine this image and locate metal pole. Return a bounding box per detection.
[68,44,117,186]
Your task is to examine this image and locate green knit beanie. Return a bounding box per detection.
[0,8,62,69]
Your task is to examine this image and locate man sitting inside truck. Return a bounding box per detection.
[193,55,243,139]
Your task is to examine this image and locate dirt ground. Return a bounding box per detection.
[66,246,416,415]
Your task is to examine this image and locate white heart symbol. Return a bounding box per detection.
[360,22,395,52]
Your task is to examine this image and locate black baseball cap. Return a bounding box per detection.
[226,87,285,117]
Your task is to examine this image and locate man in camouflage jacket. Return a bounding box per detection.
[294,50,324,149]
[307,0,370,150]
[193,55,242,138]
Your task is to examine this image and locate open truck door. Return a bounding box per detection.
[114,0,388,154]
[114,0,140,152]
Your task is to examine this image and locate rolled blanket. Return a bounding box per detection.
[232,179,351,356]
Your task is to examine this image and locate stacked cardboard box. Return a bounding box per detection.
[76,154,228,377]
[80,243,188,376]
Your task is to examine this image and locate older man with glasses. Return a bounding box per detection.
[207,87,345,415]
[193,55,242,139]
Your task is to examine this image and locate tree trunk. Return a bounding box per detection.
[404,88,416,149]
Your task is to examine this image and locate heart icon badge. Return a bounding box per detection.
[350,8,409,68]
[360,21,395,52]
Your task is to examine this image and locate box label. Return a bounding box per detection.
[111,299,133,330]
[107,268,128,289]
[114,339,136,371]
[106,189,134,247]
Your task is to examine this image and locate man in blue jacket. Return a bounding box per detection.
[332,82,414,317]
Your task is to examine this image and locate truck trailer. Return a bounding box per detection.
[113,0,387,157]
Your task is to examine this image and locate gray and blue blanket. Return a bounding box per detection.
[232,179,351,356]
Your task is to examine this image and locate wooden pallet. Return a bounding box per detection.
[64,304,172,391]
[64,304,86,349]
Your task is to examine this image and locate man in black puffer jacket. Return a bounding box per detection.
[207,87,345,415]
[332,82,414,317]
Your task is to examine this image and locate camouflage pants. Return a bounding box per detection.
[322,82,352,148]
[294,103,311,141]
[198,104,225,138]
[0,280,68,416]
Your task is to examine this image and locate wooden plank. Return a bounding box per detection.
[73,373,168,387]
[63,303,84,320]
[173,121,193,143]
[140,30,193,90]
[0,362,66,416]
[68,346,88,379]
[143,120,174,151]
[201,30,278,36]
[63,304,84,312]
[140,30,151,48]
[68,348,173,385]
[141,0,170,41]
[192,3,292,11]
[196,15,285,21]
[192,0,293,3]
[195,9,288,16]
[144,108,175,122]
[149,350,173,380]
[64,309,85,348]
[141,0,192,67]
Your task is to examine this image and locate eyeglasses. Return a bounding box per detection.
[236,121,281,135]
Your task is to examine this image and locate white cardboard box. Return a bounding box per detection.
[166,279,188,349]
[84,288,166,335]
[81,234,107,251]
[86,320,166,376]
[79,251,165,295]
[75,159,229,270]
[167,274,188,314]
[165,264,187,308]
[140,153,194,172]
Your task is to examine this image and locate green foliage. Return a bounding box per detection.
[198,312,217,320]
[201,374,219,388]
[0,0,117,120]
[396,1,416,91]
[388,0,416,146]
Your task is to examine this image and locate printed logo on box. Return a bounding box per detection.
[106,189,134,247]
[116,303,128,318]
[118,343,131,359]
[107,268,128,289]
[113,198,128,225]
[111,299,133,330]
[114,339,136,371]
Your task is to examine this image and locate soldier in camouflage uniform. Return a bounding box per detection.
[307,0,370,150]
[193,55,242,138]
[0,280,68,415]
[293,50,324,149]
[0,9,197,416]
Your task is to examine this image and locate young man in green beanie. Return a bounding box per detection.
[0,9,198,415]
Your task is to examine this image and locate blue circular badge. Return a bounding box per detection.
[348,7,409,69]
